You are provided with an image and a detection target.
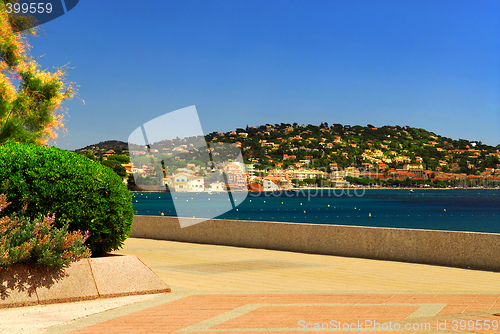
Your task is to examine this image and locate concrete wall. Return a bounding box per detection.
[131,216,500,271]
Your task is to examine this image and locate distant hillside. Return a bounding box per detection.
[205,123,499,174]
[74,123,500,175]
[74,140,129,156]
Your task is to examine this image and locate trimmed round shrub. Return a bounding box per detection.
[0,142,134,255]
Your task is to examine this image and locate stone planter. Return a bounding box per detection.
[0,254,170,308]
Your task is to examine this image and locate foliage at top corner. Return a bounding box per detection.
[0,1,75,145]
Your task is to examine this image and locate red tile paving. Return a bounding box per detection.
[69,293,500,334]
[212,305,420,329]
[8,238,500,333]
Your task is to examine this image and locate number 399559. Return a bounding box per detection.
[451,320,498,331]
[4,2,53,14]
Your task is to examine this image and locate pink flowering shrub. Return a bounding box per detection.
[0,194,91,270]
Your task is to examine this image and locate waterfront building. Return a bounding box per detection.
[172,172,205,192]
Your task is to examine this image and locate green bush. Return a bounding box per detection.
[0,142,134,255]
[0,194,91,269]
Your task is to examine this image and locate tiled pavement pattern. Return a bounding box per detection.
[57,238,500,333]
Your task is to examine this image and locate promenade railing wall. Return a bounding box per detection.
[131,216,500,271]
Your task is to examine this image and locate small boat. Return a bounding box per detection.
[409,189,414,193]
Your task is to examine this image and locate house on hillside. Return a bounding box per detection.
[172,173,205,192]
[224,163,247,190]
[103,150,115,157]
[404,164,424,170]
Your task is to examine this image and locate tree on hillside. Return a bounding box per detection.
[0,2,75,145]
[83,150,95,160]
[101,159,127,179]
[108,154,130,164]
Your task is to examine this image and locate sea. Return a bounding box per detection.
[131,189,500,234]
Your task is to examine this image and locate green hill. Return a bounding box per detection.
[206,123,499,174]
[75,123,499,175]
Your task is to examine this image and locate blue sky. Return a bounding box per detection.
[27,0,500,150]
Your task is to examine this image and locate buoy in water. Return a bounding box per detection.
[369,213,371,217]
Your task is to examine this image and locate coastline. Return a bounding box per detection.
[130,186,499,193]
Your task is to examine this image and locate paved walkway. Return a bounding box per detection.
[10,238,500,333]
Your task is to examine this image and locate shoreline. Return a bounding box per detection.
[130,186,499,193]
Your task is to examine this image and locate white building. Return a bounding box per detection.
[209,181,226,192]
[263,180,281,191]
[173,173,205,192]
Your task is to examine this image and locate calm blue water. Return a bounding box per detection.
[131,189,500,233]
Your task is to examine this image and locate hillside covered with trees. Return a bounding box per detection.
[207,123,499,174]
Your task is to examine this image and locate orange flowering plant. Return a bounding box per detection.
[0,193,91,270]
[0,0,74,145]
